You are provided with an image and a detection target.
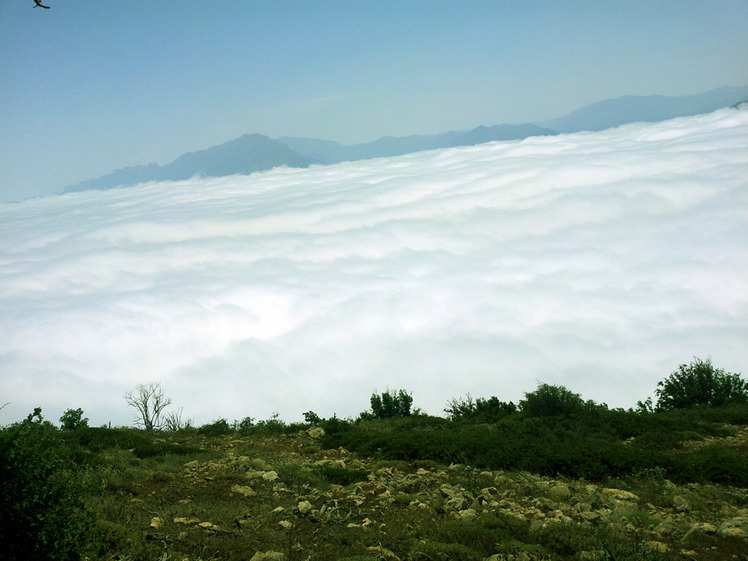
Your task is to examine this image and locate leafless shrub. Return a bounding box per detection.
[124,381,172,430]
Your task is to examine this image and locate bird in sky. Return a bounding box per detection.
[33,0,51,8]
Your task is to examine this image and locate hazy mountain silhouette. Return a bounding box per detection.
[63,86,747,194]
[280,124,556,165]
[537,85,748,133]
[64,134,317,193]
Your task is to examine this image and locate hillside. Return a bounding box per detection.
[3,393,747,561]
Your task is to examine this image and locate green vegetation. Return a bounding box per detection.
[361,388,415,420]
[1,358,746,560]
[59,407,89,430]
[0,408,95,560]
[654,357,748,411]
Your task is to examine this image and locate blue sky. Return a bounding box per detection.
[1,0,747,201]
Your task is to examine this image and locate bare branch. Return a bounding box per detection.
[124,381,172,430]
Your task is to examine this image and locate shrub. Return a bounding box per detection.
[0,408,96,560]
[198,418,231,436]
[519,383,586,417]
[59,407,89,431]
[320,414,353,434]
[163,407,192,431]
[61,426,150,452]
[654,357,747,411]
[445,394,517,423]
[255,412,288,432]
[235,416,255,432]
[303,410,322,424]
[132,442,203,459]
[316,465,369,486]
[366,388,414,419]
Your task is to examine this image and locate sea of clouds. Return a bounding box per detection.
[1,108,747,427]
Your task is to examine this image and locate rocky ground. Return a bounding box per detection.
[111,426,748,561]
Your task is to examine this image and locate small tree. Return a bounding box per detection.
[368,388,413,419]
[59,408,89,431]
[124,381,172,430]
[303,410,322,425]
[654,357,747,411]
[520,383,585,417]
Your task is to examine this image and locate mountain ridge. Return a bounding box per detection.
[537,85,748,133]
[63,85,748,194]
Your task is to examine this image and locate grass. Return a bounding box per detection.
[3,402,748,560]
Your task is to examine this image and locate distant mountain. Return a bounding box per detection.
[64,134,317,193]
[281,123,556,165]
[63,85,746,194]
[538,85,748,133]
[455,123,557,146]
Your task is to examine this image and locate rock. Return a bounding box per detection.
[231,484,257,497]
[366,546,399,559]
[646,541,668,553]
[535,480,550,491]
[456,508,478,522]
[654,521,678,536]
[149,516,162,529]
[278,520,293,530]
[579,511,600,522]
[439,484,457,497]
[672,495,690,512]
[307,427,325,439]
[297,500,313,514]
[173,517,200,525]
[250,552,285,561]
[272,506,285,514]
[717,516,748,539]
[682,522,717,541]
[262,470,280,481]
[548,484,572,501]
[601,488,639,503]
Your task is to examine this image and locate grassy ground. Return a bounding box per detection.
[59,414,748,561]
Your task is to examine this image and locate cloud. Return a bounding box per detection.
[1,109,747,426]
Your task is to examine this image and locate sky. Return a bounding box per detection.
[1,108,746,427]
[1,0,748,202]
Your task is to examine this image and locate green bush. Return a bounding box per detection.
[320,414,353,434]
[60,426,150,451]
[235,416,255,432]
[365,388,414,419]
[303,410,322,424]
[444,395,517,423]
[0,408,96,560]
[132,442,203,459]
[316,465,370,486]
[519,383,587,417]
[655,357,747,411]
[59,407,88,431]
[255,412,289,432]
[198,418,232,436]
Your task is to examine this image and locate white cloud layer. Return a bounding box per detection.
[2,109,747,426]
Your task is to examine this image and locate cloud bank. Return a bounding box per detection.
[1,109,747,426]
